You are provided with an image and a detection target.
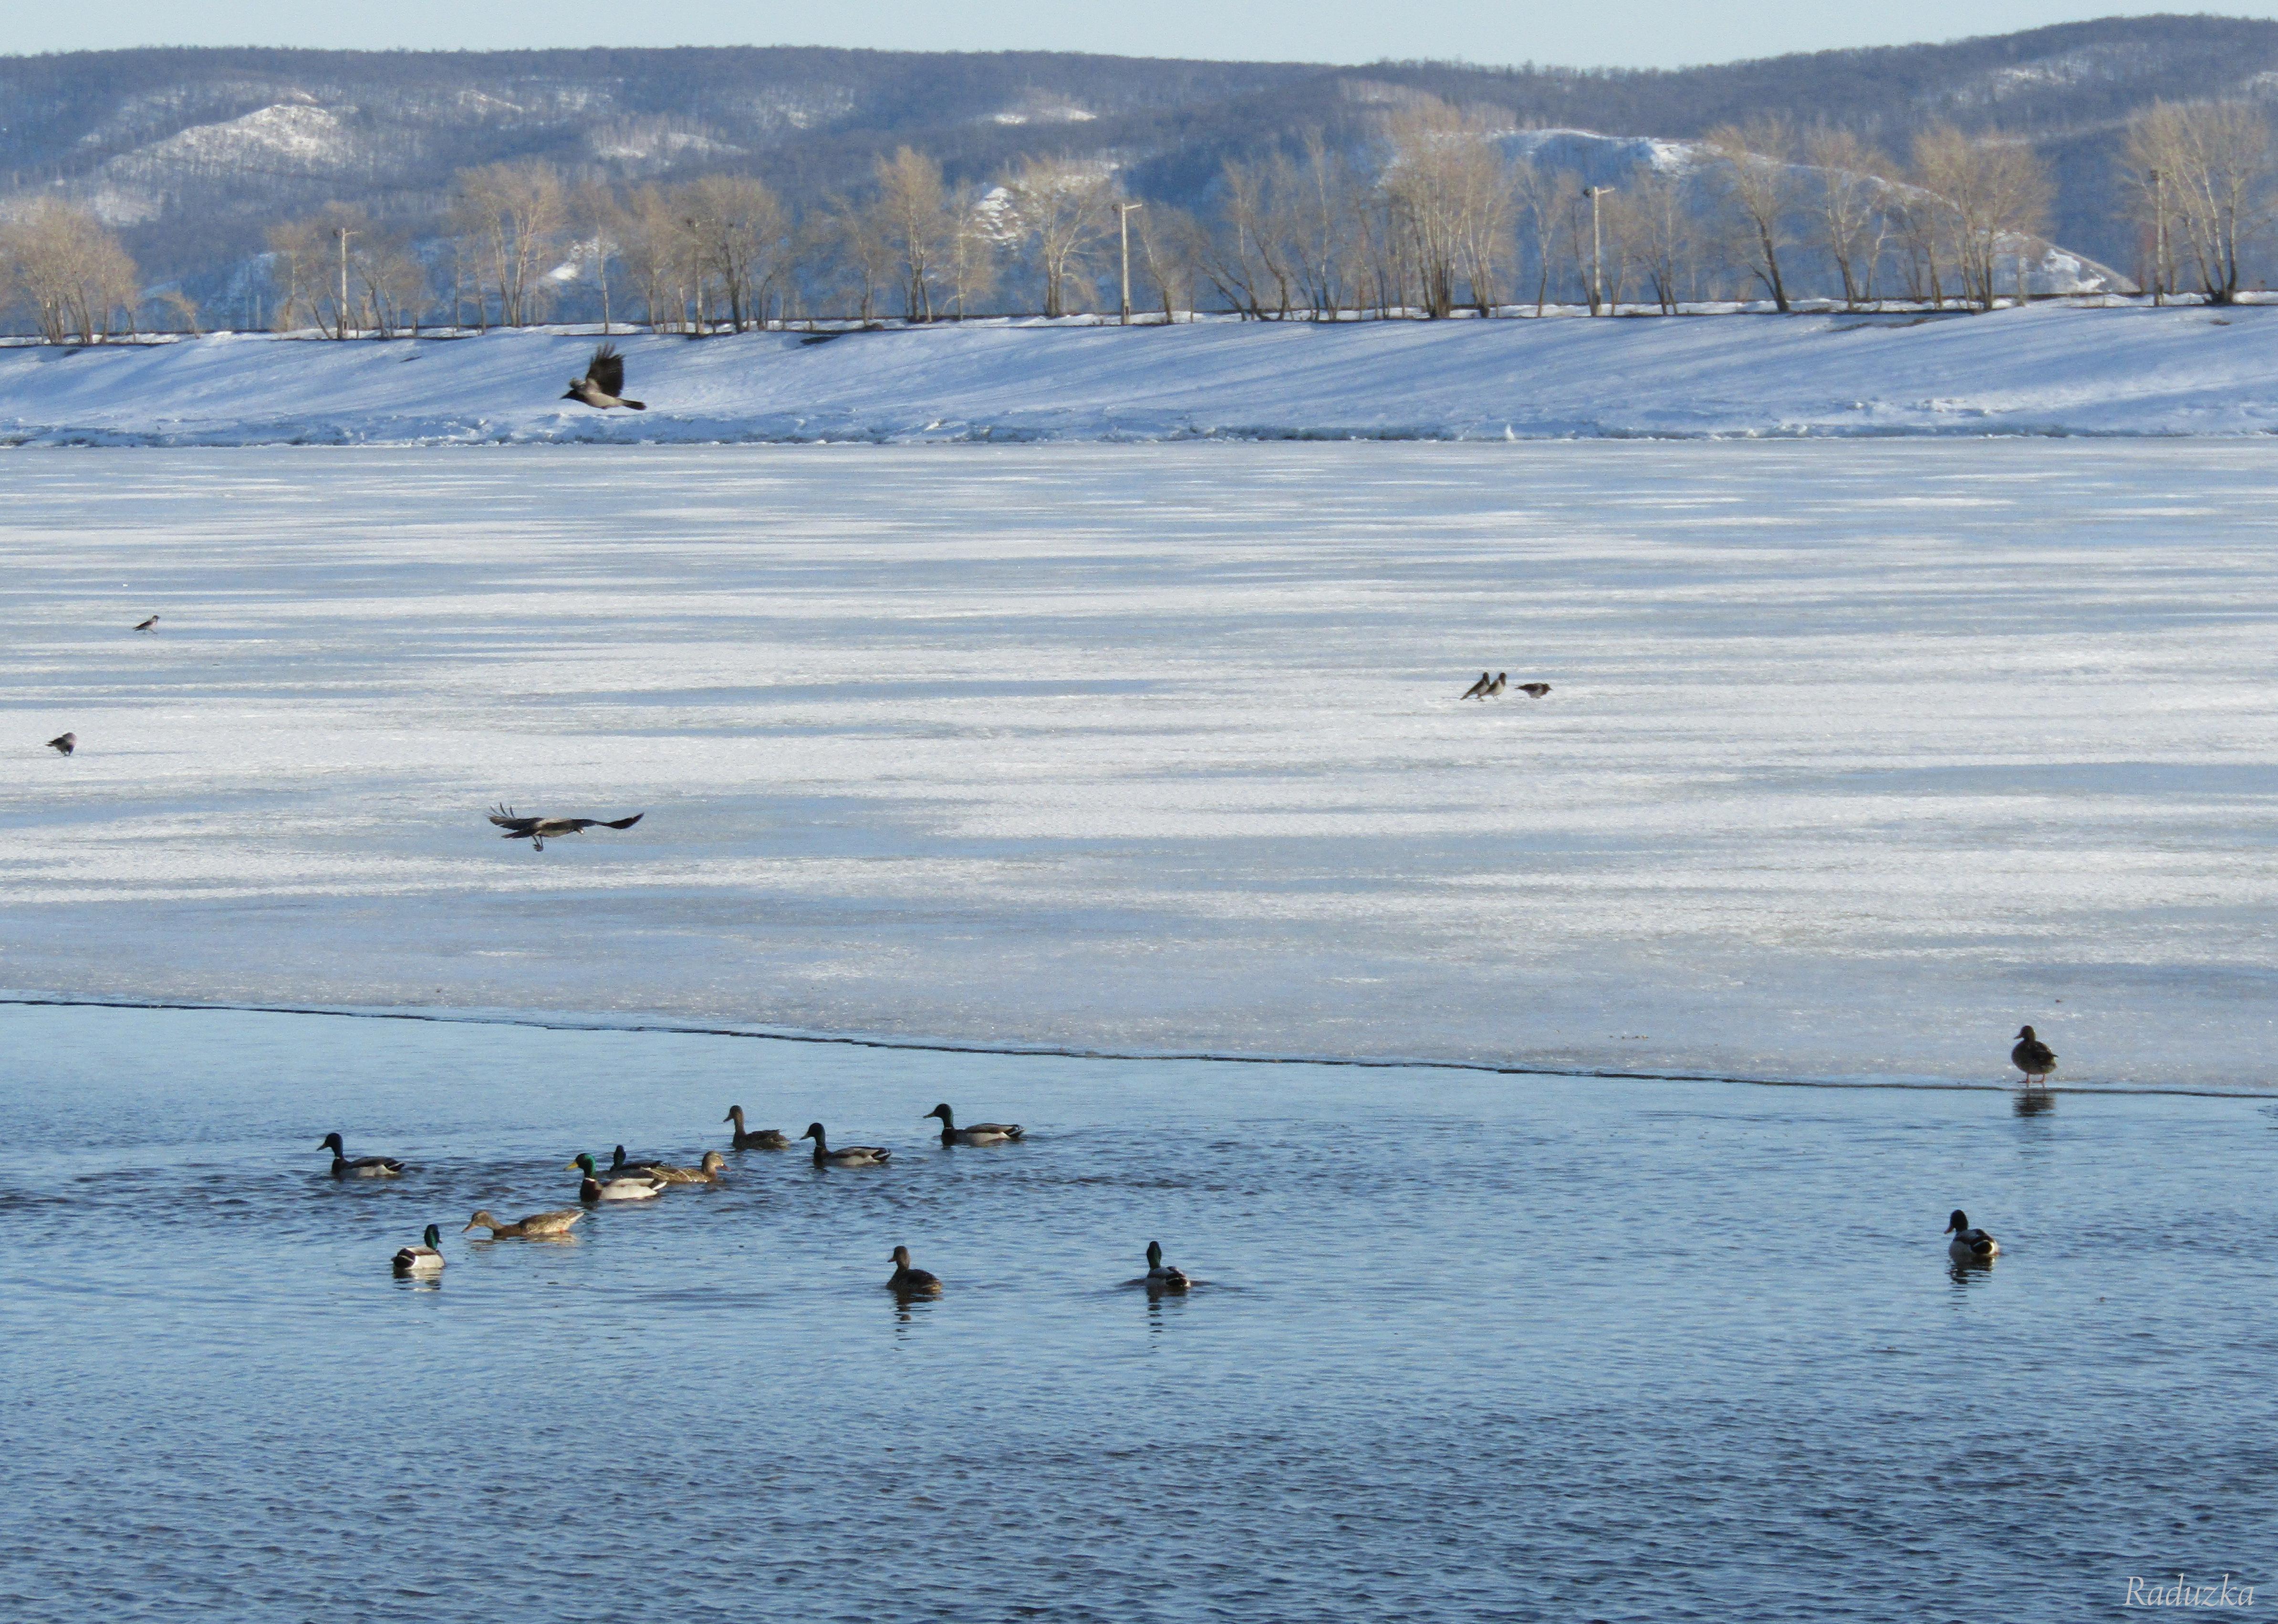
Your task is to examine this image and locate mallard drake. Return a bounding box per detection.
[723,1106,791,1150]
[319,1132,404,1179]
[647,1151,728,1184]
[463,1208,582,1239]
[801,1123,890,1168]
[2012,1025,2057,1086]
[569,1152,665,1201]
[1945,1210,1999,1262]
[392,1224,446,1275]
[1144,1240,1190,1293]
[924,1103,1024,1146]
[888,1245,942,1294]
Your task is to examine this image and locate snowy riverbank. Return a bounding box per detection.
[6,302,2278,445]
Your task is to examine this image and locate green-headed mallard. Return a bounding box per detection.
[320,1132,404,1179]
[1946,1210,1999,1262]
[647,1151,728,1185]
[1144,1240,1190,1293]
[924,1103,1024,1146]
[393,1224,446,1275]
[2011,1025,2057,1086]
[802,1123,890,1168]
[569,1151,665,1201]
[463,1207,582,1239]
[888,1245,942,1294]
[723,1107,790,1150]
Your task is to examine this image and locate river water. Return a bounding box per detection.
[3,1000,2271,1622]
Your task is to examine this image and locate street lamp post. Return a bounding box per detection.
[333,226,355,339]
[1117,202,1146,325]
[1582,186,1615,315]
[2148,168,2166,307]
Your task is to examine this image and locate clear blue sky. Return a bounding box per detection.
[9,3,2264,72]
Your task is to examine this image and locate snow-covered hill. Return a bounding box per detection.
[3,303,2275,445]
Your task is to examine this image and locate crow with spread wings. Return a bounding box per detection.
[488,804,645,851]
[562,343,647,411]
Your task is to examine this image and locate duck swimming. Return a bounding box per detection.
[1945,1210,1999,1262]
[608,1145,667,1175]
[802,1123,890,1168]
[569,1152,665,1201]
[319,1132,404,1179]
[463,1208,583,1239]
[1143,1240,1190,1293]
[392,1224,445,1276]
[2011,1025,2057,1086]
[888,1245,942,1294]
[723,1107,791,1150]
[647,1151,729,1184]
[924,1104,1024,1146]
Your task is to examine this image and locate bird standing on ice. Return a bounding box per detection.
[562,343,646,410]
[134,615,159,632]
[46,732,76,756]
[2011,1025,2056,1087]
[1459,672,1491,701]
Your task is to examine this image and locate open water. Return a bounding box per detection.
[2,1000,2273,1622]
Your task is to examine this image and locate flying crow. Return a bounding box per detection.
[488,803,645,852]
[47,732,76,755]
[563,343,646,411]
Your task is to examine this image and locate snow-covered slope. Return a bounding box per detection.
[2,304,2272,445]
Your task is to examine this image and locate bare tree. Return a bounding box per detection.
[680,174,788,331]
[811,191,893,322]
[1623,166,1696,313]
[617,186,693,331]
[450,161,568,328]
[1702,117,1799,311]
[1134,203,1205,321]
[1000,156,1115,318]
[1802,128,1894,309]
[1914,124,2051,310]
[262,217,323,332]
[572,182,624,332]
[1511,160,1570,314]
[874,147,949,321]
[1380,97,1509,319]
[1,199,139,343]
[2122,100,2275,304]
[944,183,1001,318]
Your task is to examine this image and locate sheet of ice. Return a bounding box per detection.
[2,442,2273,1088]
[6,302,2278,446]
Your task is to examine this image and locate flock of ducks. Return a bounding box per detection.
[354,1101,1194,1296]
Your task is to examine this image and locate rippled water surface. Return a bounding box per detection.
[4,1003,2272,1622]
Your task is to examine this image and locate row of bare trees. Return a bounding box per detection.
[12,93,2278,341]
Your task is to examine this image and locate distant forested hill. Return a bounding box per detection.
[3,17,2273,309]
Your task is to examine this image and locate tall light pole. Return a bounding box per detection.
[333,226,355,339]
[2148,168,2166,307]
[1117,201,1145,325]
[1582,186,1614,315]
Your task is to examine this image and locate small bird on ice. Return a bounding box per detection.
[488,804,645,852]
[46,732,75,756]
[562,343,646,411]
[1485,672,1507,696]
[133,615,159,632]
[2011,1024,2056,1086]
[1515,682,1551,698]
[1459,671,1492,701]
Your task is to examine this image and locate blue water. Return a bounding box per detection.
[3,1002,2272,1622]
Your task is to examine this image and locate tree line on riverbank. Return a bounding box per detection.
[3,93,2271,343]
